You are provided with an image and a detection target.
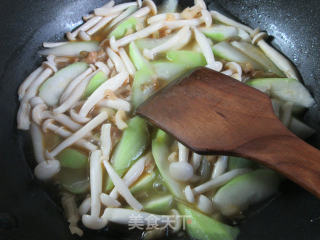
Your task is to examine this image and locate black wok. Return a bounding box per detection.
[0,0,320,239]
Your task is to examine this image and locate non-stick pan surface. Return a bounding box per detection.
[0,1,320,239]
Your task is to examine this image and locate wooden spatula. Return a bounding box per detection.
[136,67,320,198]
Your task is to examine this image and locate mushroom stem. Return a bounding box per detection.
[79,197,91,215]
[79,71,128,118]
[193,27,222,71]
[114,110,128,130]
[193,168,250,195]
[46,112,107,157]
[211,155,228,179]
[54,71,97,114]
[67,16,103,40]
[100,123,112,160]
[60,65,96,104]
[103,160,143,210]
[94,2,137,16]
[43,42,68,48]
[30,122,45,164]
[191,152,202,171]
[18,66,44,100]
[82,150,107,230]
[109,154,147,199]
[164,19,201,29]
[61,192,83,236]
[106,48,126,72]
[132,6,151,18]
[110,22,163,51]
[42,119,96,151]
[17,67,54,130]
[98,98,131,112]
[87,15,117,35]
[147,13,180,24]
[119,48,136,75]
[89,150,103,217]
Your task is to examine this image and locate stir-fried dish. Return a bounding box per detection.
[16,0,316,239]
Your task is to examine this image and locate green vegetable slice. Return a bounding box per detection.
[143,195,173,214]
[247,78,315,108]
[177,202,239,240]
[201,25,238,42]
[213,169,281,216]
[105,117,149,191]
[231,41,284,76]
[152,130,185,199]
[109,17,138,39]
[130,171,157,194]
[166,50,207,68]
[39,62,88,106]
[212,41,263,70]
[83,71,108,98]
[57,148,88,169]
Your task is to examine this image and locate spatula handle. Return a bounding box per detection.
[235,129,320,198]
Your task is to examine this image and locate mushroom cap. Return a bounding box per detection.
[29,96,45,107]
[143,0,157,15]
[109,36,119,52]
[169,161,194,182]
[42,118,55,133]
[34,159,60,180]
[32,104,48,125]
[197,194,214,214]
[82,215,108,230]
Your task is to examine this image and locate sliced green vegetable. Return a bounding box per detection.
[39,62,88,106]
[289,117,315,139]
[83,71,108,98]
[109,17,138,39]
[143,195,173,214]
[152,130,185,199]
[135,36,172,50]
[247,78,315,108]
[57,148,88,169]
[177,202,239,240]
[212,41,263,70]
[129,41,150,70]
[166,50,207,68]
[39,41,100,57]
[201,25,238,42]
[231,41,284,76]
[58,168,89,194]
[228,156,255,171]
[132,67,155,108]
[152,61,188,82]
[213,169,281,216]
[130,171,157,194]
[105,117,149,191]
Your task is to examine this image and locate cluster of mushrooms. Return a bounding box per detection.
[16,0,300,236]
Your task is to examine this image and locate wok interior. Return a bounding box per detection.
[0,0,320,239]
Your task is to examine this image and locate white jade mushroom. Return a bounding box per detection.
[197,194,214,214]
[169,142,194,182]
[82,150,107,230]
[143,0,157,15]
[34,159,60,180]
[184,168,250,203]
[143,26,191,60]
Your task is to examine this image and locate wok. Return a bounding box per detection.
[0,0,319,239]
